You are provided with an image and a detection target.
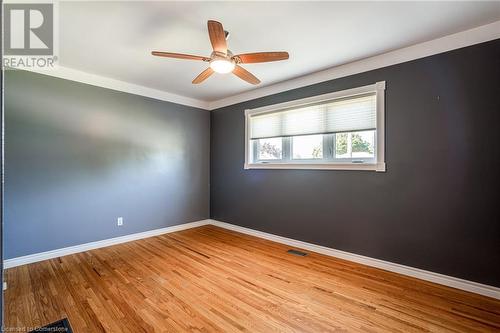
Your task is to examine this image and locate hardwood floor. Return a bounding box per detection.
[5,225,500,332]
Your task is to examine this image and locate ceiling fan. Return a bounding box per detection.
[151,20,289,85]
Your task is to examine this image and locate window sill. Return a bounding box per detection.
[244,162,386,172]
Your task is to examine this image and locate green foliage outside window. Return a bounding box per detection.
[312,146,322,158]
[336,133,373,155]
[261,142,281,159]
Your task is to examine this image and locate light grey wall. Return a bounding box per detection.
[5,70,210,259]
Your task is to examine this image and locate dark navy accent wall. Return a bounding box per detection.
[210,39,500,287]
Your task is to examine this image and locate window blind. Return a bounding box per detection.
[249,93,377,140]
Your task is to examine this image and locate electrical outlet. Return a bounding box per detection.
[3,281,7,291]
[117,217,123,226]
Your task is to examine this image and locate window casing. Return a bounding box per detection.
[244,82,386,171]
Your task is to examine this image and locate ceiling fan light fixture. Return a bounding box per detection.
[152,20,289,84]
[210,58,235,74]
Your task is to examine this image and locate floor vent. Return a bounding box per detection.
[287,249,307,256]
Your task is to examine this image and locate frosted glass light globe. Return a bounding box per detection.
[210,59,235,73]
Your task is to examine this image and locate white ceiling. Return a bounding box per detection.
[59,1,500,102]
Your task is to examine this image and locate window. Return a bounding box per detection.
[256,137,282,160]
[292,134,323,159]
[335,130,375,160]
[244,82,385,171]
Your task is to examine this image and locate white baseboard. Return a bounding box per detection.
[209,219,500,300]
[3,219,211,269]
[4,218,499,300]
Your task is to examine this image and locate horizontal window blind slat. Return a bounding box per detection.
[250,93,376,140]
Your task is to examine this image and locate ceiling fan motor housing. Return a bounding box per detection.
[211,50,234,60]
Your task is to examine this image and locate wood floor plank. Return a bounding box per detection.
[4,225,500,332]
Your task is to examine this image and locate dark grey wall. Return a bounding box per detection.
[5,70,210,259]
[211,39,500,287]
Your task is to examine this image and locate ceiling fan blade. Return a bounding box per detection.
[233,65,260,85]
[207,20,228,54]
[192,68,214,84]
[151,51,209,62]
[235,52,289,64]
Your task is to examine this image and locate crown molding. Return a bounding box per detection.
[208,20,500,110]
[19,20,500,111]
[24,66,210,110]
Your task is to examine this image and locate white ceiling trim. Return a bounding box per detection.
[208,20,500,110]
[25,66,210,110]
[23,20,500,111]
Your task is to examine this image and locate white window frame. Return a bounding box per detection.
[244,81,386,171]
